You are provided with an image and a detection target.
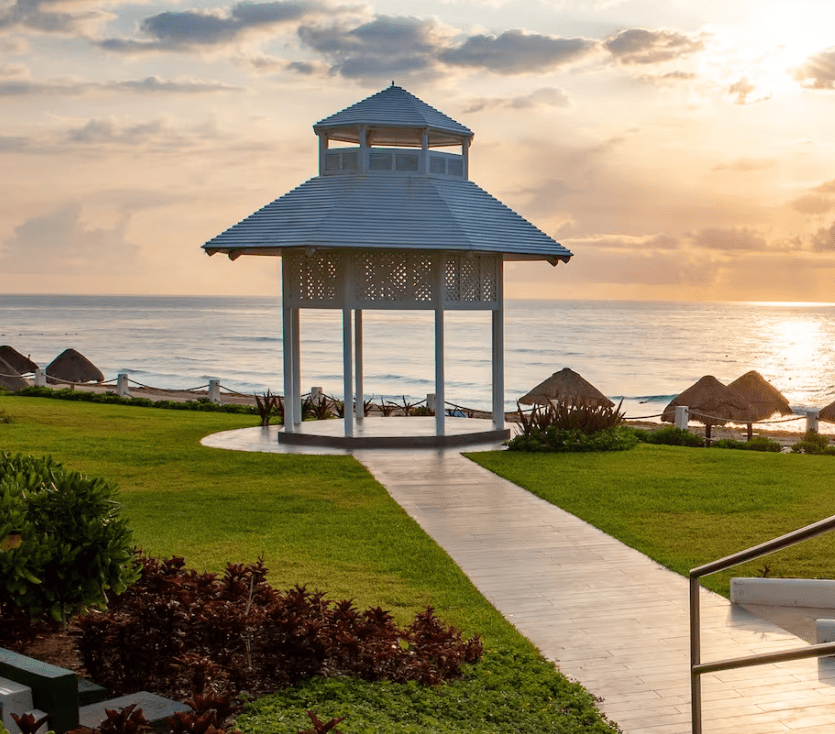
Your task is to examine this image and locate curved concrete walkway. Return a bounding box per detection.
[203,427,835,733]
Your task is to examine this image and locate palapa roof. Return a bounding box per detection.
[46,348,104,384]
[0,357,27,392]
[819,400,835,424]
[203,175,573,264]
[727,370,793,422]
[314,85,473,147]
[0,345,38,374]
[662,375,755,426]
[519,367,614,407]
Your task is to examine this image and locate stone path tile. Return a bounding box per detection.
[355,448,832,734]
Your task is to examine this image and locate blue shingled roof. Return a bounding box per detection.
[314,85,473,140]
[203,174,572,264]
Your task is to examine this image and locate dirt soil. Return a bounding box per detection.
[2,621,87,676]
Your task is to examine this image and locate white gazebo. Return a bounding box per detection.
[203,84,573,448]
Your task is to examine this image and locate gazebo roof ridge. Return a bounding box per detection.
[313,84,473,148]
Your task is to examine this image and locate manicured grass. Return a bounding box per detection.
[0,395,618,734]
[468,443,835,597]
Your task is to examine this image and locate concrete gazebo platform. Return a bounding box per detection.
[203,85,572,449]
[202,416,512,454]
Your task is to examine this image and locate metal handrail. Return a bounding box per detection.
[690,513,835,733]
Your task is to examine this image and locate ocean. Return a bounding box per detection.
[3,294,835,430]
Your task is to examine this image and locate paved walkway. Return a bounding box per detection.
[354,448,835,734]
[203,426,835,733]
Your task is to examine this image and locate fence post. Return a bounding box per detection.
[310,387,324,406]
[34,369,46,387]
[427,393,437,414]
[117,373,129,397]
[807,410,820,433]
[208,379,221,404]
[675,405,689,430]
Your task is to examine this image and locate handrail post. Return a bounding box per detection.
[690,575,702,734]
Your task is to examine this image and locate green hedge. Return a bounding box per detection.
[12,386,258,414]
[0,452,138,622]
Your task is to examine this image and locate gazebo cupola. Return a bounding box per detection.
[203,84,573,448]
[314,83,473,180]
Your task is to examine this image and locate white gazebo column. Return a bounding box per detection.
[281,262,295,433]
[492,258,504,431]
[355,309,364,421]
[292,308,301,425]
[435,256,445,436]
[343,307,354,438]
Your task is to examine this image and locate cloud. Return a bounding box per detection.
[98,0,327,52]
[811,222,835,251]
[813,179,835,194]
[439,30,597,74]
[691,227,767,251]
[0,201,142,274]
[603,28,704,65]
[60,116,226,149]
[727,77,770,105]
[0,0,109,36]
[0,75,245,95]
[793,48,835,90]
[711,158,775,173]
[463,86,570,113]
[790,194,835,215]
[562,233,679,250]
[298,15,445,78]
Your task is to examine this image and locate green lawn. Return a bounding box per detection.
[468,443,835,597]
[0,395,617,734]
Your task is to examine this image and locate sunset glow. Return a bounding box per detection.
[2,0,835,301]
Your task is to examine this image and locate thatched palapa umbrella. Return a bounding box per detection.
[519,367,614,407]
[46,349,104,385]
[0,357,28,392]
[662,375,755,440]
[819,400,835,424]
[728,370,793,439]
[0,345,38,375]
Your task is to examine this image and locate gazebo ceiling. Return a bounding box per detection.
[314,85,473,148]
[204,173,572,265]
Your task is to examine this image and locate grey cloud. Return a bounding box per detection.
[464,87,570,113]
[97,0,324,52]
[0,0,106,35]
[604,28,704,65]
[298,16,439,78]
[0,75,244,95]
[692,227,767,251]
[0,202,141,274]
[439,30,596,74]
[793,48,835,90]
[0,134,29,151]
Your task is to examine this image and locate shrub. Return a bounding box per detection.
[516,400,625,437]
[75,554,483,701]
[713,436,782,452]
[14,387,258,415]
[791,430,834,455]
[643,426,704,447]
[0,452,138,623]
[507,426,638,453]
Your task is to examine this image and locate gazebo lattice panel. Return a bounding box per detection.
[284,249,500,310]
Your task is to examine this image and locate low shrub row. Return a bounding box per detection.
[13,386,258,414]
[75,554,483,701]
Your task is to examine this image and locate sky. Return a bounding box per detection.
[2,0,835,301]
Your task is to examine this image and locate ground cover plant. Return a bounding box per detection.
[468,443,835,598]
[0,396,618,734]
